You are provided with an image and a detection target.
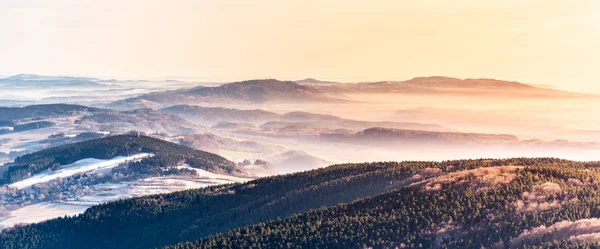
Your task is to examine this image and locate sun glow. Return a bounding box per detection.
[0,0,599,92]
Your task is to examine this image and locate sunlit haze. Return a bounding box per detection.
[4,2,600,247]
[1,0,599,92]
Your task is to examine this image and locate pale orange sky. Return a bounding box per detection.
[1,0,599,92]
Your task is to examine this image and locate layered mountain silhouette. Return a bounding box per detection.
[321,127,519,146]
[0,104,102,122]
[159,105,280,126]
[160,106,448,133]
[0,74,106,88]
[110,79,346,109]
[313,76,596,97]
[77,108,204,135]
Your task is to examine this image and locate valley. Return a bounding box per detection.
[3,158,600,249]
[4,1,600,247]
[1,74,600,248]
[3,2,599,247]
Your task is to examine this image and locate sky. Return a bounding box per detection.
[1,0,599,92]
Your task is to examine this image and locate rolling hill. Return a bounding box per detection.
[0,104,101,122]
[321,127,519,146]
[159,105,280,126]
[110,79,346,109]
[177,133,331,173]
[159,105,448,134]
[76,108,204,135]
[168,160,600,249]
[2,158,600,249]
[313,76,596,98]
[0,134,241,184]
[294,78,341,85]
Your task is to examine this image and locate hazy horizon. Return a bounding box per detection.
[3,2,600,247]
[0,73,597,95]
[2,0,599,93]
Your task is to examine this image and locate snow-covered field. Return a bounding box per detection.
[176,164,253,182]
[9,153,153,189]
[0,163,252,230]
[0,202,89,230]
[77,173,248,204]
[0,116,83,154]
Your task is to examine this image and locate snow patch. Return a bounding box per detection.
[512,182,576,213]
[500,218,600,248]
[0,160,251,230]
[176,164,253,182]
[9,153,153,189]
[0,202,89,231]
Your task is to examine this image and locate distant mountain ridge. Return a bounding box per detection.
[159,105,280,126]
[177,133,332,173]
[0,74,106,88]
[77,108,204,135]
[109,79,347,109]
[0,104,102,122]
[160,105,448,132]
[1,74,98,82]
[294,78,341,85]
[321,127,519,146]
[185,79,329,102]
[312,76,595,97]
[2,75,593,98]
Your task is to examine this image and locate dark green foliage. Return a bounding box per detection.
[12,121,55,132]
[163,163,600,249]
[1,134,238,184]
[2,158,599,249]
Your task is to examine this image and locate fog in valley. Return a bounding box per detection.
[1,74,599,230]
[3,75,600,167]
[4,0,600,247]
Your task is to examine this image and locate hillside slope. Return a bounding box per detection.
[0,104,101,122]
[168,160,600,249]
[2,158,600,249]
[160,105,280,126]
[314,76,596,98]
[322,127,519,146]
[1,134,240,184]
[110,79,345,109]
[77,108,204,135]
[160,106,447,132]
[177,133,332,173]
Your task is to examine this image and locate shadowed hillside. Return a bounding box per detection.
[2,158,600,249]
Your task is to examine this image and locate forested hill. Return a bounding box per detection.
[2,158,600,249]
[1,134,239,184]
[0,104,101,122]
[167,160,600,249]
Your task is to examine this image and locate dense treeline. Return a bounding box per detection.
[12,121,55,132]
[1,158,599,249]
[165,165,600,249]
[0,104,100,122]
[0,134,238,184]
